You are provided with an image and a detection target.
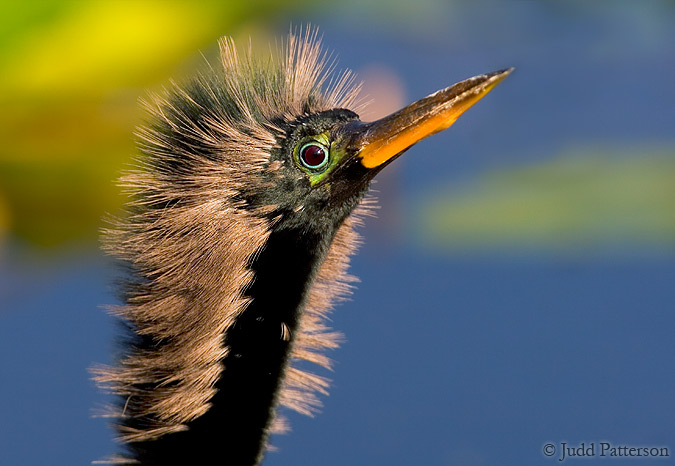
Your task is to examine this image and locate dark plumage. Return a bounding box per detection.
[94,27,510,465]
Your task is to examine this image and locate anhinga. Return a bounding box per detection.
[94,28,511,465]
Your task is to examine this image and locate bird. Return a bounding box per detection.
[93,27,511,466]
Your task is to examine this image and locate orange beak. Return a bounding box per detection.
[354,68,513,168]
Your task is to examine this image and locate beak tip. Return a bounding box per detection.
[496,67,515,75]
[486,67,514,84]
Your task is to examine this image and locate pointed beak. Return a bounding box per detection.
[352,68,513,169]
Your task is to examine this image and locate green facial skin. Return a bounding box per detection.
[293,132,344,186]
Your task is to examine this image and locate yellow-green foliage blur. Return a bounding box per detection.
[0,0,313,247]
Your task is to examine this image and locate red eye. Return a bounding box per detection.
[299,142,329,169]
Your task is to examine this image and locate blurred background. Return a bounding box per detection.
[1,1,674,465]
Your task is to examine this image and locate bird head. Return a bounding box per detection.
[236,67,512,237]
[135,31,510,244]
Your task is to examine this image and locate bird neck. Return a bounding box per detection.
[129,225,336,466]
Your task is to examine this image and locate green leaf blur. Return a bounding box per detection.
[420,148,675,254]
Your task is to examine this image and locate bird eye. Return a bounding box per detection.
[298,142,329,170]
